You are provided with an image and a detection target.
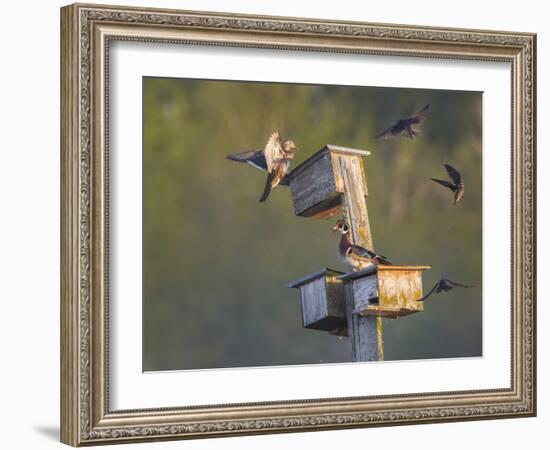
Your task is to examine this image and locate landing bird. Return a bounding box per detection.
[417,277,474,302]
[430,163,465,205]
[375,103,431,140]
[332,219,391,270]
[226,130,297,203]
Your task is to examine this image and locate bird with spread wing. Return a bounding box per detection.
[226,130,297,202]
[430,163,465,205]
[375,103,431,140]
[417,278,474,302]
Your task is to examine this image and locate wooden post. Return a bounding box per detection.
[285,145,389,362]
[337,155,384,362]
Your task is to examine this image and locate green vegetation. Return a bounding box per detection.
[143,77,482,371]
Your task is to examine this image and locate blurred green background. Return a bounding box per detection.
[142,77,482,371]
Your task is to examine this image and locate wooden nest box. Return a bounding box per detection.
[287,268,346,332]
[339,265,431,319]
[284,145,371,219]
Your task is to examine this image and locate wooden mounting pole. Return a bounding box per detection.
[338,156,384,362]
[285,145,385,362]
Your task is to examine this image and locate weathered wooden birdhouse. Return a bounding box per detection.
[283,145,371,219]
[338,265,431,318]
[287,268,346,332]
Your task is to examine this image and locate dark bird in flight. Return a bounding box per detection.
[226,130,297,202]
[430,163,465,205]
[417,277,474,302]
[375,103,431,140]
[332,219,392,270]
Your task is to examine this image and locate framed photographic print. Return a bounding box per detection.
[60,3,536,446]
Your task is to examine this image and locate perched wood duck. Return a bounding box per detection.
[430,163,465,205]
[226,130,297,203]
[332,219,392,270]
[417,277,474,301]
[375,103,430,140]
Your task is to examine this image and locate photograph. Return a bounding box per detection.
[59,3,535,445]
[142,77,482,371]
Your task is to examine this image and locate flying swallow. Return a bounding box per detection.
[332,219,391,270]
[430,163,465,205]
[226,130,297,202]
[417,277,474,302]
[375,103,431,140]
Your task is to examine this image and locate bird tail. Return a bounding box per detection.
[363,248,392,265]
[376,255,392,266]
[406,126,420,138]
[259,172,275,203]
[417,284,437,302]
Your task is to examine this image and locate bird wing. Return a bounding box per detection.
[226,150,267,171]
[348,244,371,257]
[444,164,462,185]
[264,130,284,173]
[363,247,390,262]
[447,279,475,288]
[430,178,456,191]
[375,124,402,140]
[417,281,439,302]
[349,245,391,265]
[345,247,373,266]
[409,103,431,124]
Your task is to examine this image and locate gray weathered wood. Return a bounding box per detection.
[302,278,328,325]
[337,155,373,250]
[287,268,346,332]
[344,280,382,361]
[336,153,383,361]
[286,146,371,218]
[352,275,379,313]
[289,151,338,217]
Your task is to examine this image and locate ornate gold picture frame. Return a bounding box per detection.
[60,3,536,446]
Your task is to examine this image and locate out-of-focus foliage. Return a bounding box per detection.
[143,77,482,371]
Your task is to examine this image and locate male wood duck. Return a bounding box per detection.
[332,219,392,270]
[226,130,297,202]
[430,163,465,205]
[375,103,430,140]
